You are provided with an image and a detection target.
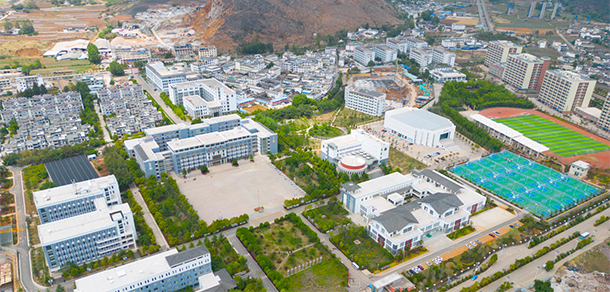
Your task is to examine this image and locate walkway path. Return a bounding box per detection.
[94,104,113,143]
[129,183,169,250]
[275,242,317,271]
[134,74,182,124]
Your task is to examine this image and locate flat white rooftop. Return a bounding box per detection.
[324,134,361,148]
[241,119,275,138]
[74,248,179,292]
[167,127,252,151]
[38,203,131,245]
[351,173,418,199]
[33,175,118,209]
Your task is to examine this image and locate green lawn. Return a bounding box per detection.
[303,198,349,233]
[286,258,348,292]
[330,226,395,271]
[388,148,427,173]
[496,115,610,157]
[446,226,476,240]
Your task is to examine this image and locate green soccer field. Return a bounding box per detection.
[495,115,610,157]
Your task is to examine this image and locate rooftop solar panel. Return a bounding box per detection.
[44,155,100,186]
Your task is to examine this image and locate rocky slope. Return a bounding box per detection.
[183,0,401,53]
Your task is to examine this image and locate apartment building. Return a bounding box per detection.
[34,175,121,224]
[598,98,610,132]
[538,70,596,113]
[16,74,45,92]
[1,92,83,122]
[431,47,456,67]
[125,115,277,178]
[98,85,146,116]
[484,40,523,67]
[198,45,217,59]
[409,48,433,68]
[354,46,376,65]
[345,85,386,117]
[39,203,136,271]
[405,38,429,52]
[183,95,221,119]
[145,62,188,92]
[503,53,550,91]
[172,43,193,60]
[75,246,212,292]
[168,79,237,116]
[113,46,151,63]
[373,45,398,63]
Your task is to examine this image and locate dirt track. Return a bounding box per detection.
[479,107,610,169]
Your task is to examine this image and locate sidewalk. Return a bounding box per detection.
[129,184,169,250]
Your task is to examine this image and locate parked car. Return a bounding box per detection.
[489,233,496,238]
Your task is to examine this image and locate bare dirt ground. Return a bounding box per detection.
[479,107,610,169]
[496,27,553,35]
[556,270,610,292]
[242,104,268,113]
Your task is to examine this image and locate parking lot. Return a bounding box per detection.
[174,154,304,223]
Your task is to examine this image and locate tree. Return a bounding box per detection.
[163,51,173,59]
[108,60,125,76]
[182,168,187,177]
[367,60,376,67]
[544,260,554,271]
[3,22,13,32]
[191,118,203,124]
[87,43,101,64]
[18,22,36,36]
[55,285,65,292]
[232,158,238,166]
[200,165,209,174]
[533,280,553,292]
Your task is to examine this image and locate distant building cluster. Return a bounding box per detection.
[1,92,90,153]
[124,114,278,178]
[98,85,164,137]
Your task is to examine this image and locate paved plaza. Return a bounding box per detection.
[175,154,304,223]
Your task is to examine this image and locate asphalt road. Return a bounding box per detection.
[447,203,610,292]
[134,74,183,124]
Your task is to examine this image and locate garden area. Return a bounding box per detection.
[387,148,427,173]
[203,235,248,276]
[236,213,347,291]
[0,166,12,190]
[333,108,381,128]
[446,226,476,240]
[308,123,343,138]
[303,197,349,233]
[329,226,395,271]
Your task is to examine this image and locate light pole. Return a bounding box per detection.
[534,266,540,280]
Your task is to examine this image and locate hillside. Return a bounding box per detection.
[182,0,402,53]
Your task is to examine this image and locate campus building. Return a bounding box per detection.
[568,160,590,179]
[145,61,188,92]
[538,70,597,113]
[168,79,237,116]
[33,175,121,224]
[183,95,222,119]
[354,46,376,66]
[198,45,217,59]
[431,47,456,67]
[345,85,386,117]
[39,203,136,271]
[173,43,193,60]
[75,245,213,292]
[405,38,429,52]
[384,107,456,148]
[409,48,433,68]
[373,45,398,63]
[429,68,467,83]
[344,168,485,255]
[598,98,610,132]
[503,53,550,92]
[484,41,523,67]
[385,37,410,54]
[321,129,389,169]
[125,115,277,178]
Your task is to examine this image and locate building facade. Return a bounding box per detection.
[39,203,136,271]
[503,53,550,91]
[173,43,193,60]
[429,68,466,83]
[145,62,188,92]
[354,47,376,65]
[198,46,217,59]
[75,246,212,292]
[34,175,121,224]
[409,49,433,68]
[598,98,610,132]
[386,37,409,54]
[484,41,523,67]
[431,47,456,67]
[384,107,456,147]
[168,79,237,116]
[373,45,398,63]
[538,70,596,113]
[321,129,389,168]
[345,85,386,117]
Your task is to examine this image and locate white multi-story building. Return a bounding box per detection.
[345,85,386,117]
[431,47,456,67]
[484,40,523,67]
[341,172,419,214]
[441,39,458,48]
[16,74,45,92]
[75,246,213,292]
[598,98,610,133]
[145,61,188,92]
[354,46,376,65]
[384,107,455,147]
[373,45,398,63]
[168,79,237,116]
[198,45,217,59]
[321,129,389,167]
[183,95,221,119]
[451,23,466,31]
[409,48,433,68]
[405,38,429,52]
[39,203,136,271]
[539,70,596,113]
[429,68,467,83]
[33,175,121,224]
[503,53,550,92]
[568,160,590,179]
[386,37,410,54]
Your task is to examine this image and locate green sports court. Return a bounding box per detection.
[450,151,602,219]
[495,115,610,157]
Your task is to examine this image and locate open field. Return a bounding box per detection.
[479,107,610,168]
[176,155,303,223]
[446,17,480,25]
[242,104,268,113]
[0,57,94,75]
[388,147,427,173]
[496,115,610,157]
[566,238,610,274]
[451,151,602,219]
